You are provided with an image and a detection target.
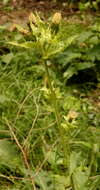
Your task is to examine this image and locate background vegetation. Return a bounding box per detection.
[0,1,100,190]
[1,0,100,10]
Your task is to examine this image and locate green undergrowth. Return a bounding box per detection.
[0,13,100,190]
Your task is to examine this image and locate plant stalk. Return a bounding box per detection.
[44,61,60,126]
[44,60,69,168]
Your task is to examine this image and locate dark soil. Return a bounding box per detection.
[0,0,74,25]
[0,0,99,25]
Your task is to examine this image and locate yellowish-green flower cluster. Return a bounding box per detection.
[52,12,62,25]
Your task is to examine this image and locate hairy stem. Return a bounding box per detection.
[44,61,68,167]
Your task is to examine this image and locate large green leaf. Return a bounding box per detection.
[69,151,81,176]
[87,44,100,61]
[77,31,93,43]
[52,174,71,190]
[72,167,89,190]
[1,53,14,64]
[76,62,95,70]
[0,139,24,171]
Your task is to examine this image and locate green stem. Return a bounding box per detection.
[44,60,68,168]
[44,61,60,126]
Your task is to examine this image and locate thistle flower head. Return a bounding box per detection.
[52,12,62,25]
[29,12,37,25]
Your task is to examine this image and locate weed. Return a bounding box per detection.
[0,12,100,190]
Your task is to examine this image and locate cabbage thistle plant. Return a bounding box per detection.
[9,12,77,167]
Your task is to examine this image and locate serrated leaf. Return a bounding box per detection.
[10,24,29,35]
[72,167,89,190]
[78,31,93,43]
[53,174,71,190]
[8,41,34,49]
[14,24,29,35]
[57,52,81,66]
[92,23,100,32]
[76,62,95,70]
[72,141,92,149]
[0,95,9,104]
[69,151,81,175]
[63,66,77,80]
[87,44,100,61]
[0,140,23,170]
[63,96,81,111]
[64,35,77,47]
[89,36,99,45]
[35,170,53,190]
[1,53,14,64]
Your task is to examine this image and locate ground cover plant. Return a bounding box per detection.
[0,9,100,190]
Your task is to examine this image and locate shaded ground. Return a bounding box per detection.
[0,0,98,25]
[0,0,73,25]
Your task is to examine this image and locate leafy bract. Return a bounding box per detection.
[8,12,77,61]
